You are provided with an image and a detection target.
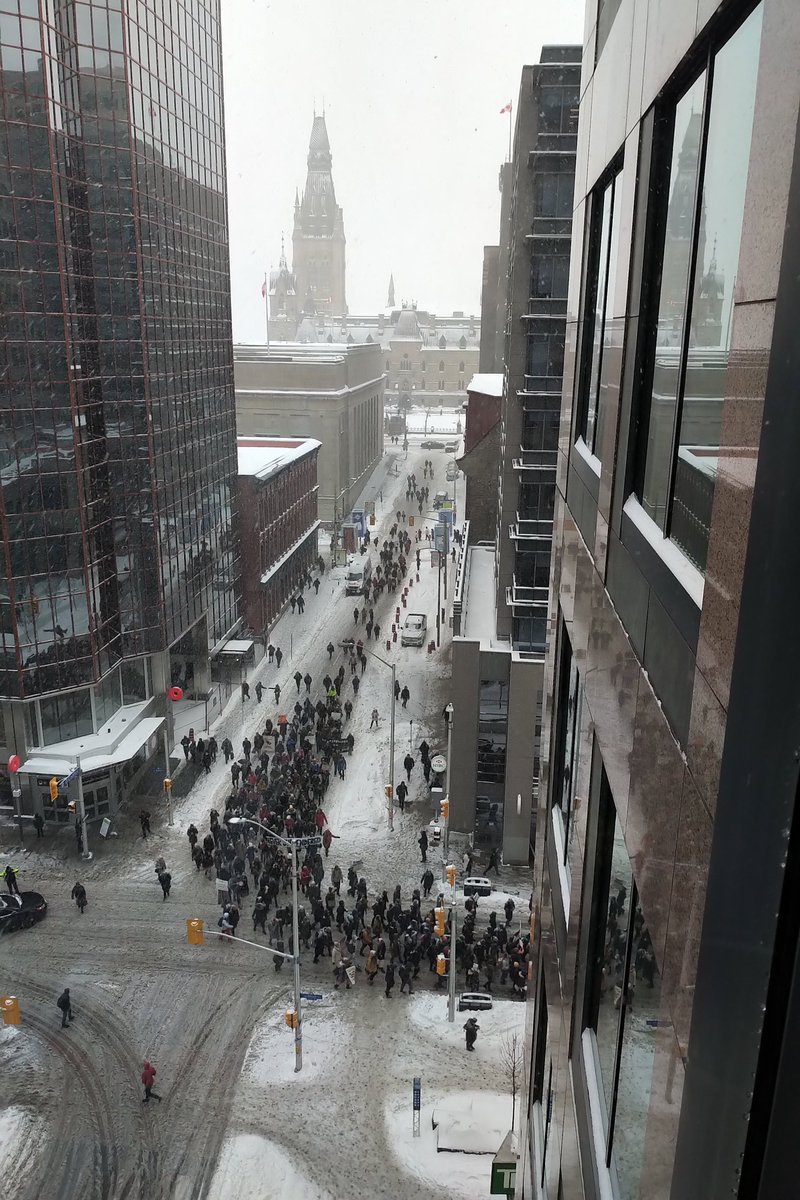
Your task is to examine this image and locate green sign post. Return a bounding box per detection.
[490,1132,517,1196]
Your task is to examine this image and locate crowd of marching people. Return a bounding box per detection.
[163,487,531,1004]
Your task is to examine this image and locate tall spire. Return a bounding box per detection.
[388,273,395,308]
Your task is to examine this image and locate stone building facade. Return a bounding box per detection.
[234,343,384,525]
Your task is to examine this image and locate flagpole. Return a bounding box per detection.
[264,271,270,348]
[508,106,512,163]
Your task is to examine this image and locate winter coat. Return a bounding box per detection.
[142,1062,157,1087]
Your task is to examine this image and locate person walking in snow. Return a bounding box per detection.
[396,780,408,812]
[241,680,250,701]
[71,881,87,914]
[221,737,233,763]
[294,670,302,693]
[313,578,321,594]
[463,1017,479,1051]
[255,681,263,702]
[327,641,335,660]
[275,648,283,668]
[304,672,312,693]
[290,595,297,614]
[418,830,428,863]
[420,868,434,897]
[394,678,401,703]
[141,1060,162,1102]
[353,606,360,625]
[403,753,414,781]
[400,685,410,708]
[370,708,379,729]
[273,684,281,703]
[384,962,396,998]
[297,594,305,614]
[157,869,171,900]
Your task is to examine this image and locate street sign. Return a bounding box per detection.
[430,754,447,774]
[300,991,323,1001]
[58,765,81,793]
[412,1076,421,1138]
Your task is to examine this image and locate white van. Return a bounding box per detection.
[345,556,372,596]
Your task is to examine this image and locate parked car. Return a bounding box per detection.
[446,464,458,482]
[444,440,460,452]
[0,891,47,933]
[462,877,493,897]
[432,490,450,509]
[458,992,494,1012]
[401,613,427,647]
[420,439,446,450]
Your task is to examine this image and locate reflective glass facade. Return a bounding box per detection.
[0,0,238,703]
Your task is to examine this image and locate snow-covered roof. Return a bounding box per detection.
[237,436,321,481]
[467,373,504,398]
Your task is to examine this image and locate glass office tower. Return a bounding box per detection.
[0,0,238,818]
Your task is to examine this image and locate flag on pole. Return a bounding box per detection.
[499,101,512,114]
[261,281,267,299]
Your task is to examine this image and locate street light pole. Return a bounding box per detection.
[448,877,457,1023]
[444,702,454,860]
[75,755,91,861]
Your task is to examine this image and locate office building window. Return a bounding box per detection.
[534,171,574,219]
[527,331,565,382]
[477,680,507,785]
[585,773,663,1197]
[596,0,622,57]
[577,165,622,456]
[531,247,571,300]
[551,631,590,864]
[39,689,93,746]
[439,360,445,372]
[634,4,763,572]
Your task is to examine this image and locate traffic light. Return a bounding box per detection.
[436,953,447,977]
[435,906,446,937]
[440,798,449,820]
[49,777,59,802]
[384,784,393,799]
[446,863,457,888]
[285,1007,298,1029]
[0,996,20,1026]
[186,918,204,945]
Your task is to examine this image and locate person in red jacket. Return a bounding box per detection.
[314,808,328,831]
[141,1061,162,1103]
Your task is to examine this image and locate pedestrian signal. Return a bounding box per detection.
[384,784,393,799]
[49,777,59,802]
[435,907,446,936]
[285,1007,298,1029]
[0,996,20,1025]
[446,864,457,888]
[67,800,76,813]
[186,918,204,945]
[436,954,447,977]
[163,777,172,792]
[440,799,450,819]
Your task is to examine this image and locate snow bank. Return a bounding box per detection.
[384,1091,497,1200]
[0,1106,44,1176]
[208,1134,333,1200]
[405,991,525,1059]
[431,1090,511,1153]
[242,1003,350,1086]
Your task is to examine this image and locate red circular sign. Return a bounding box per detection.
[168,686,184,702]
[7,755,21,774]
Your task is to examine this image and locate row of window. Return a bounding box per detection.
[574,2,763,575]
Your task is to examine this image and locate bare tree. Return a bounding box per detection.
[500,1031,524,1130]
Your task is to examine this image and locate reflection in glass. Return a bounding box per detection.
[595,809,633,1120]
[640,72,707,527]
[612,900,662,1198]
[672,4,763,570]
[585,179,613,452]
[39,689,93,745]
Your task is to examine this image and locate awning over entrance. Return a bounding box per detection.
[216,639,255,656]
[15,716,165,778]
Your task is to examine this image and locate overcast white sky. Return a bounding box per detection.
[221,0,586,343]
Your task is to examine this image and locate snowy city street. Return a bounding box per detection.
[0,438,529,1200]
